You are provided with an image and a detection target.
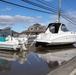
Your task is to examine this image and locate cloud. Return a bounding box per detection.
[0,15,42,25]
[37,16,42,19]
[1,7,11,11]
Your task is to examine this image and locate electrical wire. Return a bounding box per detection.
[37,0,76,24]
[61,14,76,25]
[0,0,76,25]
[22,0,76,24]
[22,0,58,13]
[0,0,57,15]
[36,0,58,11]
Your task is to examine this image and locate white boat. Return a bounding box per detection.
[35,23,76,47]
[0,35,21,50]
[0,27,21,51]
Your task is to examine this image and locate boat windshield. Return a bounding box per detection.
[61,24,68,32]
[49,24,60,33]
[49,26,55,33]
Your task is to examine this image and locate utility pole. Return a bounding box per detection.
[58,0,61,23]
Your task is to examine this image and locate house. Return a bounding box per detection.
[20,23,46,35]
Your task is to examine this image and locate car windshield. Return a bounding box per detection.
[61,24,68,31]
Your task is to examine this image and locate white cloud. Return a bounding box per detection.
[0,15,42,25]
[37,16,42,19]
[1,7,11,11]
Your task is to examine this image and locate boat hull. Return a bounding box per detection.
[35,34,76,46]
[0,42,20,50]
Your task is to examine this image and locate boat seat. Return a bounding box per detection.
[0,37,6,42]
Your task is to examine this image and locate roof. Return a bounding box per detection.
[47,23,61,28]
[21,30,45,34]
[20,23,46,34]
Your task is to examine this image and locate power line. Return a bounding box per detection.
[22,0,58,13]
[61,13,76,25]
[62,15,76,25]
[0,0,57,15]
[0,0,76,25]
[36,0,58,11]
[61,11,76,24]
[36,0,76,24]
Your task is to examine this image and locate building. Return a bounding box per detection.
[20,23,46,35]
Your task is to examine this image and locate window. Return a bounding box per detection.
[30,27,34,31]
[35,27,38,30]
[49,26,55,33]
[61,24,68,32]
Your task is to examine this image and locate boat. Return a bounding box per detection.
[35,23,76,47]
[0,27,26,51]
[0,35,21,50]
[0,27,21,50]
[35,0,76,47]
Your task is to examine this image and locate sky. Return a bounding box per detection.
[0,0,76,33]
